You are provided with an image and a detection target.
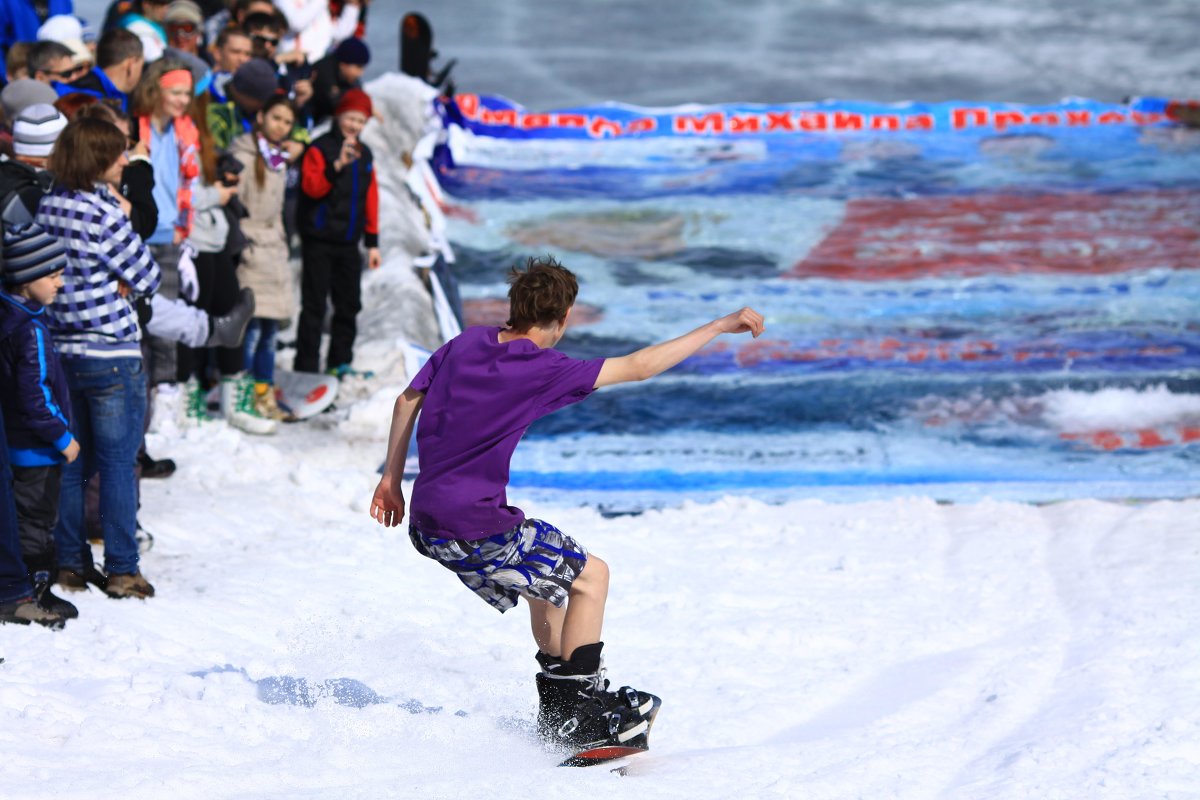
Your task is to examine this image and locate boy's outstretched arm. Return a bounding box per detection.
[595,306,765,388]
[370,386,425,527]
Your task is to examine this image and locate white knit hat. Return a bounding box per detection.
[12,104,68,159]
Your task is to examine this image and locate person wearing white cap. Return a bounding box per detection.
[35,13,93,71]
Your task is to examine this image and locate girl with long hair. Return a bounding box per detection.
[129,58,200,388]
[230,95,298,421]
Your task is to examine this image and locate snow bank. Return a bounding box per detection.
[2,409,1197,798]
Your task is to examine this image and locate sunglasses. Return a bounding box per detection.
[251,34,280,46]
[168,22,200,36]
[47,64,88,81]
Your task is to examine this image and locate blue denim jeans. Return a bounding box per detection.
[243,318,279,385]
[55,357,147,575]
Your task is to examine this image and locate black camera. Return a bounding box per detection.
[216,151,244,186]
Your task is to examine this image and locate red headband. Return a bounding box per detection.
[159,69,193,90]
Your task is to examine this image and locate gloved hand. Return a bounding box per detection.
[178,242,199,303]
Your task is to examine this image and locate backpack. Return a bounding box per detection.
[0,159,55,227]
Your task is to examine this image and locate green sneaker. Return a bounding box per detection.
[220,373,277,435]
[184,378,213,424]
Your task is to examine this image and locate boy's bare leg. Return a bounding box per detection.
[528,598,565,657]
[528,555,609,662]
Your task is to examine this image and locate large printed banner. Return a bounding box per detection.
[433,95,1198,200]
[444,93,1180,140]
[427,91,1200,503]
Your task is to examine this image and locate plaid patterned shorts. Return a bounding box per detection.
[408,518,588,613]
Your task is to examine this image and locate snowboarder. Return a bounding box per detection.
[370,256,765,752]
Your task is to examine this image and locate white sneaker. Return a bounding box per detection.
[219,374,277,435]
[150,382,185,435]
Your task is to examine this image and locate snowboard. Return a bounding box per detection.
[559,744,648,769]
[275,371,339,420]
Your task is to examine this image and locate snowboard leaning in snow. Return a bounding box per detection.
[274,371,339,420]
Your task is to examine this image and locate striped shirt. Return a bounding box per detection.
[36,184,162,359]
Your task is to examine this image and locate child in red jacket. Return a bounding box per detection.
[294,88,381,377]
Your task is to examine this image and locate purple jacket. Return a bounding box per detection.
[0,290,74,467]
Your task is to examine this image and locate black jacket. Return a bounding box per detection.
[297,128,378,248]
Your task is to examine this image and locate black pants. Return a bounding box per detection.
[11,465,61,564]
[295,239,363,373]
[178,249,243,381]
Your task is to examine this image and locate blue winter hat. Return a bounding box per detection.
[3,223,67,286]
[335,37,370,66]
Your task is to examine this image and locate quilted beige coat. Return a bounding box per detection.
[231,133,295,322]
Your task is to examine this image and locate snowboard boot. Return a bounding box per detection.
[205,288,255,348]
[28,557,79,619]
[535,642,660,751]
[220,373,277,435]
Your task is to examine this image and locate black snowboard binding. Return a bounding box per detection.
[535,642,661,752]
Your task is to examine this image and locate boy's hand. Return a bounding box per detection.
[367,247,382,270]
[335,139,361,170]
[717,307,765,338]
[61,439,80,464]
[370,475,405,527]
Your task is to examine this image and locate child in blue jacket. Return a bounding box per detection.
[0,222,79,620]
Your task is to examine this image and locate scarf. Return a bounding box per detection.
[257,134,290,172]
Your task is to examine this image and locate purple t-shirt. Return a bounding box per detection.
[408,326,604,539]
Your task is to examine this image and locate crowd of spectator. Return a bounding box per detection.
[0,0,382,628]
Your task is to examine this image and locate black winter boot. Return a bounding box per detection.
[28,557,79,619]
[534,642,660,751]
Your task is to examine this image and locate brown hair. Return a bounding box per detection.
[54,92,101,121]
[252,95,295,188]
[5,41,32,81]
[74,100,129,129]
[190,91,219,184]
[47,117,126,192]
[129,57,190,119]
[96,28,143,70]
[506,256,579,331]
[214,26,250,50]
